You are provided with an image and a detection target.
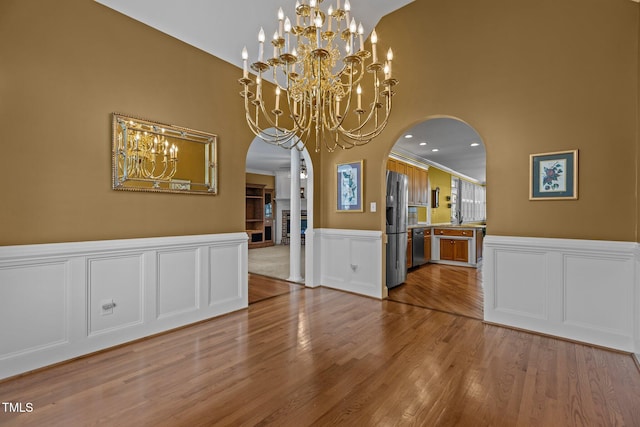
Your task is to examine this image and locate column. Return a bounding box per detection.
[288,148,303,282]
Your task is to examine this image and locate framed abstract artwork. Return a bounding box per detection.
[336,160,363,212]
[529,150,578,200]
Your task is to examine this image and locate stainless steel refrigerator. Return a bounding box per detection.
[386,171,408,289]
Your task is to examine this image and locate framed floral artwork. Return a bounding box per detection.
[336,160,363,212]
[529,150,578,200]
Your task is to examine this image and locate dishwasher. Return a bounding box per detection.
[411,228,425,267]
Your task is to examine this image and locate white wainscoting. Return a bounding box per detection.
[315,229,383,299]
[484,236,638,353]
[0,233,248,380]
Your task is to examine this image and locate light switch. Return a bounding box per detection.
[370,202,377,212]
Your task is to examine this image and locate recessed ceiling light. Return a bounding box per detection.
[431,148,439,152]
[470,142,480,147]
[404,134,413,139]
[419,142,427,146]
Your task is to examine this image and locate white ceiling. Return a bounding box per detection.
[96,0,486,183]
[394,118,486,183]
[95,0,413,73]
[245,138,296,174]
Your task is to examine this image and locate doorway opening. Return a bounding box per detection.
[384,116,486,319]
[245,132,314,302]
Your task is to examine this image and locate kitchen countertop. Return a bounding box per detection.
[407,223,486,230]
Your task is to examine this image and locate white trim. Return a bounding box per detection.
[316,228,383,299]
[0,233,248,380]
[484,235,638,353]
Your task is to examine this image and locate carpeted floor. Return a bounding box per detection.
[248,244,305,283]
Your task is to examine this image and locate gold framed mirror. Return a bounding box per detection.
[112,113,217,195]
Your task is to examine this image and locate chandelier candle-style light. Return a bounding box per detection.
[239,0,398,152]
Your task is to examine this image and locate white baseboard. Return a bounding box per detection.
[315,228,383,299]
[484,235,638,353]
[0,233,248,380]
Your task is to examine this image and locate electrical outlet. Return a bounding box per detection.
[100,299,116,316]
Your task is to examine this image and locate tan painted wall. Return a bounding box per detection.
[1,0,639,246]
[429,168,452,224]
[320,0,639,242]
[0,0,257,245]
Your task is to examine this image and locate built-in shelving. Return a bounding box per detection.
[245,184,274,248]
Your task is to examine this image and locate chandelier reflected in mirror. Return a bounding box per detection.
[115,118,179,185]
[239,0,398,153]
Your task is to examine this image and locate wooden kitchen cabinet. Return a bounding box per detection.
[386,158,398,172]
[439,239,469,263]
[431,226,484,267]
[434,228,473,237]
[406,164,416,204]
[417,168,428,205]
[387,158,429,206]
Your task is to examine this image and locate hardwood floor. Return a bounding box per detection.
[389,263,483,319]
[1,280,639,426]
[248,273,304,304]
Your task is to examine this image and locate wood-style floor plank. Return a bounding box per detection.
[388,263,484,319]
[248,273,304,304]
[1,279,639,426]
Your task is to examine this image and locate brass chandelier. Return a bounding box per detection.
[239,0,398,152]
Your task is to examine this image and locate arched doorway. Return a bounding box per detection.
[384,116,486,319]
[245,133,314,287]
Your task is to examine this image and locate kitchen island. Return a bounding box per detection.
[408,224,485,268]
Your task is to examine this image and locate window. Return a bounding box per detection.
[451,177,486,223]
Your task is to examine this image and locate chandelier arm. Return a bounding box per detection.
[142,157,155,179]
[246,116,299,146]
[324,129,356,151]
[272,63,291,93]
[323,64,359,132]
[332,64,357,128]
[284,71,314,136]
[338,74,387,135]
[334,106,391,142]
[244,98,303,147]
[339,110,391,141]
[341,63,366,89]
[248,121,299,147]
[254,90,286,132]
[147,158,168,180]
[336,82,393,137]
[243,98,299,146]
[168,162,178,179]
[241,74,284,133]
[293,89,315,136]
[339,106,393,143]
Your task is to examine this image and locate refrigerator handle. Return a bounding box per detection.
[396,181,400,225]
